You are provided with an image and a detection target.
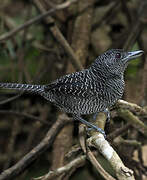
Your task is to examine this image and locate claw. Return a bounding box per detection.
[74,115,106,138]
[87,127,106,138]
[92,109,110,123]
[103,108,110,123]
[92,112,99,121]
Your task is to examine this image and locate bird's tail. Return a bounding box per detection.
[0,83,45,95]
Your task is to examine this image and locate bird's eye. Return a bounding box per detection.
[115,53,121,59]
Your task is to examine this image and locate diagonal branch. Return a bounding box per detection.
[0,0,78,42]
[33,0,83,71]
[79,124,116,180]
[87,134,135,180]
[0,110,50,126]
[0,114,70,180]
[33,155,86,180]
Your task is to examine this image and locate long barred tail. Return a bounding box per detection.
[0,83,45,95]
[0,83,54,102]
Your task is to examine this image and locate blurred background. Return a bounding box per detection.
[0,0,146,179]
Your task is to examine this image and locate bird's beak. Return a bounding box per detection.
[126,50,144,61]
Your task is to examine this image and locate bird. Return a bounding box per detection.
[0,49,143,137]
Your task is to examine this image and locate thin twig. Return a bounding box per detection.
[122,0,147,50]
[0,0,78,42]
[34,155,86,180]
[0,93,23,105]
[0,110,50,126]
[120,0,132,23]
[107,123,132,141]
[33,0,83,71]
[3,119,21,170]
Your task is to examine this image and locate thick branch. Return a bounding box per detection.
[116,100,147,116]
[117,109,147,137]
[79,125,116,180]
[88,134,135,180]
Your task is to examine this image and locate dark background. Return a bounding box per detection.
[0,0,146,179]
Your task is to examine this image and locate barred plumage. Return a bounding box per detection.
[0,49,143,136]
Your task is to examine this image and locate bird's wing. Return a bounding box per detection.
[44,71,96,98]
[45,81,95,98]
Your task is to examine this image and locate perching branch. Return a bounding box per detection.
[34,120,135,180]
[79,124,116,180]
[88,134,135,180]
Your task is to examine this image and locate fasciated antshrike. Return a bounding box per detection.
[0,49,143,136]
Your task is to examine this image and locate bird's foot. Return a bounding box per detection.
[92,112,99,121]
[92,109,110,123]
[103,108,110,123]
[74,115,106,138]
[87,127,106,138]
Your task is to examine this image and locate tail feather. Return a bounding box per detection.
[0,83,55,102]
[0,83,44,94]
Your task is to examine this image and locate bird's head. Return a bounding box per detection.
[93,49,144,76]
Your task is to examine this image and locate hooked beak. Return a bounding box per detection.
[126,50,144,61]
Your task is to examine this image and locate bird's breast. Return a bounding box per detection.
[104,78,125,106]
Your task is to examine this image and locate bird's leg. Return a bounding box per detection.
[92,108,110,123]
[103,108,110,123]
[73,115,106,137]
[92,112,99,121]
